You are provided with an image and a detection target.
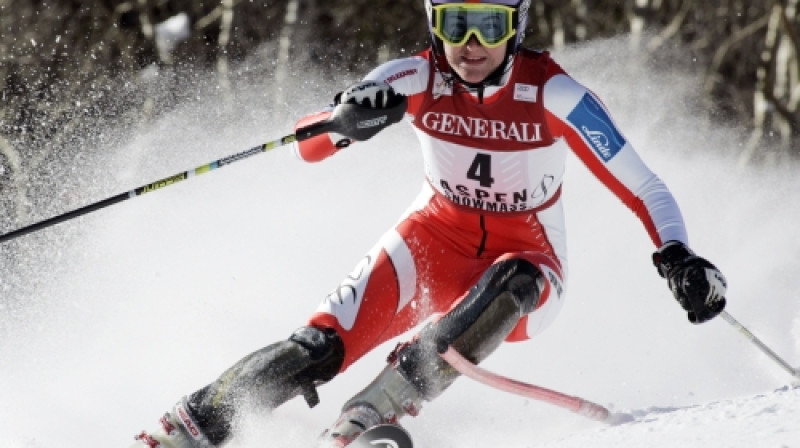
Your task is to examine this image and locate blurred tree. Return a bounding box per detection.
[0,0,798,234]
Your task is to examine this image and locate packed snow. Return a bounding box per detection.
[1,37,798,448]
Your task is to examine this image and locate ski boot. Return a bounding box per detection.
[322,364,422,446]
[131,402,212,448]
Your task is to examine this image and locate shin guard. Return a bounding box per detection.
[395,257,543,400]
[183,326,344,445]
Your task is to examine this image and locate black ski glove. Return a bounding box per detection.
[294,81,407,143]
[329,80,407,141]
[652,241,727,324]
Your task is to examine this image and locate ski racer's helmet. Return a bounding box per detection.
[424,0,531,53]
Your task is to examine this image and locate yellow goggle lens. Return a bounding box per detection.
[431,4,516,48]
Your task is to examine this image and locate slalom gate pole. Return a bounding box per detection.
[0,123,331,244]
[438,345,623,424]
[719,310,800,379]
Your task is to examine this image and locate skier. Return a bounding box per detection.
[132,0,728,447]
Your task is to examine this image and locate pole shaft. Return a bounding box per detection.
[720,310,799,378]
[0,133,299,243]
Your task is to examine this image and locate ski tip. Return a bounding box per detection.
[349,424,413,448]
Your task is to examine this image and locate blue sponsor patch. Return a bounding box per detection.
[567,93,626,162]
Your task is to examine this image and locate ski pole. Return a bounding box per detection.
[719,310,799,379]
[1,83,408,244]
[0,123,331,244]
[438,345,627,424]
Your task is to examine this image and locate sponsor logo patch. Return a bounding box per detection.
[567,93,626,162]
[385,68,417,83]
[513,83,538,102]
[177,405,201,438]
[421,112,543,143]
[358,115,388,129]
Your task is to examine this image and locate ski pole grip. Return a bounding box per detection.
[296,119,337,141]
[296,95,408,143]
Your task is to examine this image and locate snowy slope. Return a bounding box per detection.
[541,386,800,447]
[1,37,799,448]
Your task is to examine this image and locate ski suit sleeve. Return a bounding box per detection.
[542,63,689,247]
[293,56,428,163]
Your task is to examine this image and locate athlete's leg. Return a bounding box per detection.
[307,215,484,371]
[130,324,346,448]
[132,214,476,448]
[323,251,564,445]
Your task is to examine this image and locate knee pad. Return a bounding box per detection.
[481,257,544,314]
[393,257,543,399]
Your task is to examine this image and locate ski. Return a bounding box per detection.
[348,424,413,448]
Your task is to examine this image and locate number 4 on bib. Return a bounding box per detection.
[348,424,414,448]
[467,153,495,187]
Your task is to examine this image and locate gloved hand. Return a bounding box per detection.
[334,80,406,109]
[295,80,407,144]
[329,80,407,141]
[652,240,727,324]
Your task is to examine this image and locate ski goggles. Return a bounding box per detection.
[431,4,516,48]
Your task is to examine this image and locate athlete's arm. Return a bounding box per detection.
[293,56,429,163]
[542,65,688,247]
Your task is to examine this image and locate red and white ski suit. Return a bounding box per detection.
[293,48,688,371]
